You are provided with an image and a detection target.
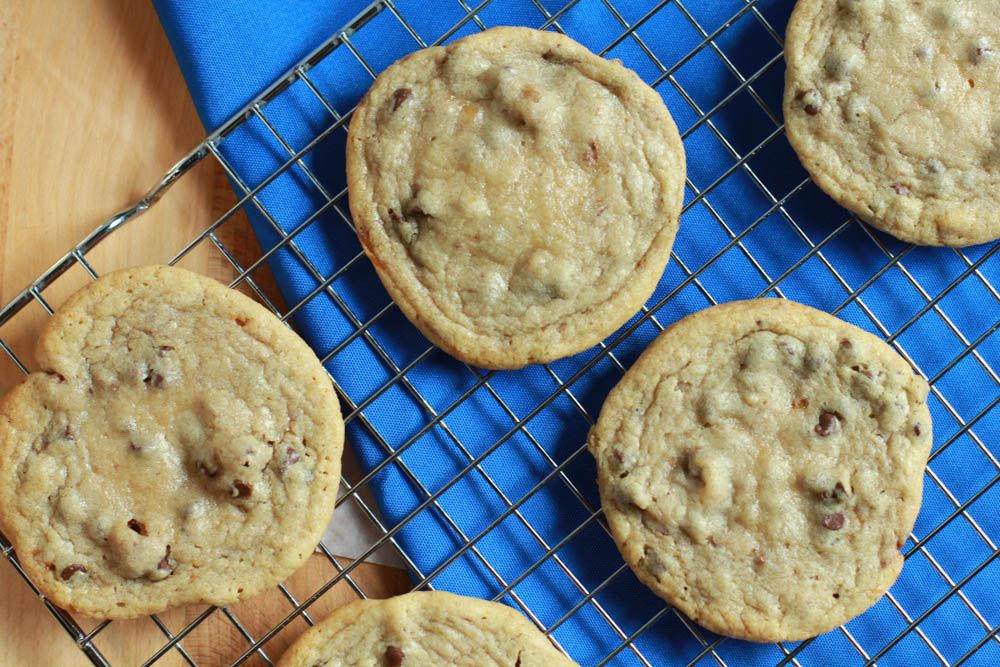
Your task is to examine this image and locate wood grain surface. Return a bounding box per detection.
[0,2,410,664]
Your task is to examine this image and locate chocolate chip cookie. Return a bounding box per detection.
[784,0,1000,246]
[588,299,932,641]
[277,590,578,666]
[0,265,344,618]
[346,26,686,368]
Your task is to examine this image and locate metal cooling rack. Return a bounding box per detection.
[2,0,1000,665]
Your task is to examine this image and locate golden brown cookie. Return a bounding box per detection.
[346,26,686,368]
[588,299,932,641]
[784,0,1000,246]
[277,591,578,666]
[0,265,344,618]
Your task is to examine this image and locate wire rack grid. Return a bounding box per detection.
[2,0,1000,665]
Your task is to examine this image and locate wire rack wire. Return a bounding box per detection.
[2,0,1000,665]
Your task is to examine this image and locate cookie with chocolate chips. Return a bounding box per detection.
[588,299,932,641]
[346,26,685,368]
[784,0,1000,246]
[276,591,578,666]
[0,265,344,618]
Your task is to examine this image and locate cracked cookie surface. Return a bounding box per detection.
[277,590,578,666]
[587,299,932,641]
[784,0,1000,246]
[0,265,344,618]
[346,26,685,368]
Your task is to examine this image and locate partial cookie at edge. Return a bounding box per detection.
[277,590,578,666]
[0,265,344,618]
[784,0,1000,246]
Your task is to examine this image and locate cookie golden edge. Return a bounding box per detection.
[276,590,578,666]
[345,26,686,369]
[0,265,345,618]
[782,0,999,247]
[587,298,932,642]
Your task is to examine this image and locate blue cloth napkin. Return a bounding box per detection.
[153,1,1000,665]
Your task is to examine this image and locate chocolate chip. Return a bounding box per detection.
[815,412,840,437]
[840,339,852,350]
[851,365,873,379]
[823,512,845,530]
[233,480,252,498]
[158,345,174,356]
[127,519,148,536]
[821,481,849,502]
[235,316,249,327]
[891,183,910,195]
[612,449,624,464]
[386,645,404,666]
[279,447,301,475]
[795,88,821,114]
[46,371,67,383]
[391,87,412,112]
[64,425,75,441]
[144,372,164,388]
[641,544,667,574]
[792,397,809,409]
[157,545,173,573]
[515,650,523,667]
[833,592,841,599]
[60,564,87,580]
[540,50,574,64]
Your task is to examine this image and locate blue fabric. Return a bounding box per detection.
[153,1,1000,665]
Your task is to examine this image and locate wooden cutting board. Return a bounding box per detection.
[0,2,410,664]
